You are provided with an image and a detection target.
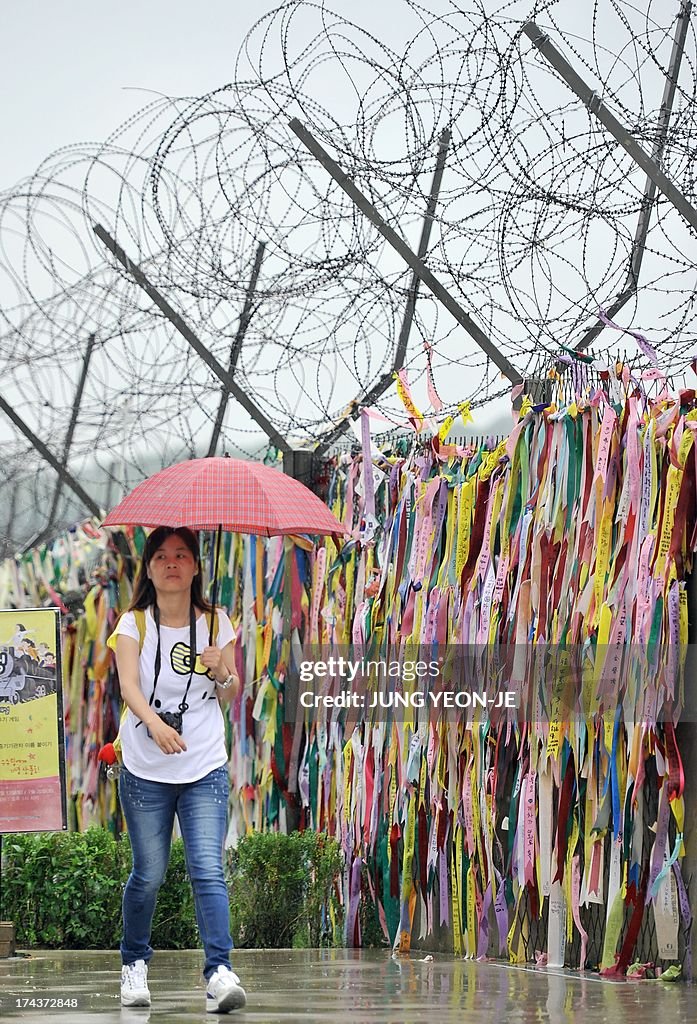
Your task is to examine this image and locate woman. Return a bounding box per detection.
[111,526,246,1014]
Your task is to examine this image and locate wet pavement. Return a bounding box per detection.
[1,948,696,1023]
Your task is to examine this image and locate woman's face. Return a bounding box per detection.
[147,535,198,596]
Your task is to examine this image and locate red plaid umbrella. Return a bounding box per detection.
[103,458,345,642]
[102,456,344,536]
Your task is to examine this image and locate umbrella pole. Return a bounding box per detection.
[209,524,223,645]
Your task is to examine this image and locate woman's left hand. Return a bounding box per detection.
[201,645,227,681]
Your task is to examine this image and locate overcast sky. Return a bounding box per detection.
[2,2,262,188]
[1,0,417,190]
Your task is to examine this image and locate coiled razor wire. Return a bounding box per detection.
[1,0,697,547]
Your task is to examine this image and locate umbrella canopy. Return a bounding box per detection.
[102,456,344,536]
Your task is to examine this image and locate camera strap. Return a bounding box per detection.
[137,604,197,726]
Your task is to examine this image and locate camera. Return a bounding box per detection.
[147,710,184,737]
[158,710,183,733]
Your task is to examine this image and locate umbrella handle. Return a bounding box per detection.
[209,525,223,645]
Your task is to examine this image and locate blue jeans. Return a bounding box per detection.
[119,764,232,979]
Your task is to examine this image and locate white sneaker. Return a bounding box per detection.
[121,959,151,1007]
[206,966,247,1013]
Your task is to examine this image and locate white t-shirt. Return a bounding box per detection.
[113,607,234,783]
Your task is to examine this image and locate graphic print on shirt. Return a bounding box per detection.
[170,643,216,700]
[170,642,212,676]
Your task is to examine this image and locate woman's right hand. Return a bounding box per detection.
[146,716,188,754]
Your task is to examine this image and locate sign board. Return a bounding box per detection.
[0,608,67,832]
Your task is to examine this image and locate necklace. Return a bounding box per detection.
[158,606,194,628]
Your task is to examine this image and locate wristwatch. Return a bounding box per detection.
[216,673,236,690]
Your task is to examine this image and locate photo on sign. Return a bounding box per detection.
[0,620,58,705]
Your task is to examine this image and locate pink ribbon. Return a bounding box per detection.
[524,771,537,885]
[571,854,589,969]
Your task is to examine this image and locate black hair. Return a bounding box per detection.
[127,526,214,613]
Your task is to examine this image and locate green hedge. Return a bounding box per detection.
[227,830,344,948]
[0,829,197,949]
[0,827,344,950]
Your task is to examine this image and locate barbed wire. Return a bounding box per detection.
[1,0,696,546]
